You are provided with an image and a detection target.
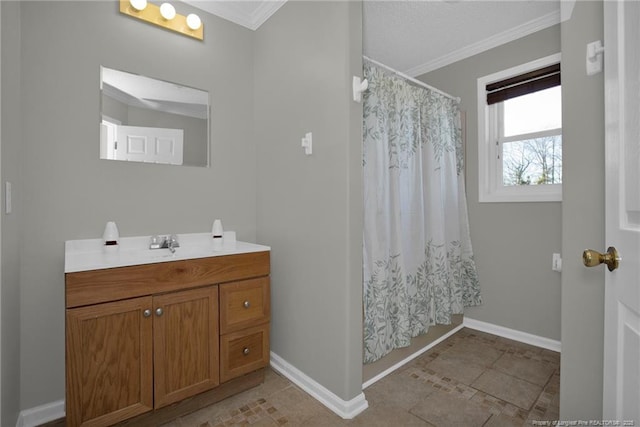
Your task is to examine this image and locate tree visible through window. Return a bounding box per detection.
[500,86,562,187]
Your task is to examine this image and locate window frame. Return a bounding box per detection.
[477,53,562,203]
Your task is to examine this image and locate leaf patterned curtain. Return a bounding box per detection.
[363,61,482,364]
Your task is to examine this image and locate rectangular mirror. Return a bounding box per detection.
[100,66,210,167]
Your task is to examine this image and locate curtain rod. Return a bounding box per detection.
[363,55,461,103]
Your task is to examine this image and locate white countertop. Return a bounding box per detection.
[65,232,270,273]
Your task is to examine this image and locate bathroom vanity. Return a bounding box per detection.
[64,235,270,427]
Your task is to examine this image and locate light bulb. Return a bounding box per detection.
[186,13,201,30]
[160,3,176,20]
[129,0,147,11]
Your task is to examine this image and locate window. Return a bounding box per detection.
[477,54,562,202]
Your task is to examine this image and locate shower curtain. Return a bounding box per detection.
[363,61,482,364]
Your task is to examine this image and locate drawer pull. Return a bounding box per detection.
[243,300,251,309]
[155,307,164,317]
[243,347,250,356]
[143,309,152,318]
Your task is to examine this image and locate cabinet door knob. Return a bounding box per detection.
[243,300,251,309]
[155,307,164,317]
[143,309,152,318]
[243,347,250,356]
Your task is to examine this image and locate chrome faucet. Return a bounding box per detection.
[149,235,180,252]
[167,234,179,253]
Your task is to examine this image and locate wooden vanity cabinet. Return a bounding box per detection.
[65,251,270,427]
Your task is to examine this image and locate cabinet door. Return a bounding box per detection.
[153,286,219,408]
[66,296,153,427]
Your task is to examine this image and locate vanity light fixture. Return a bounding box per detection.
[129,0,147,12]
[120,0,204,41]
[186,13,202,31]
[159,3,176,20]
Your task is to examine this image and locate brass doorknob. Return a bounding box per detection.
[583,247,621,271]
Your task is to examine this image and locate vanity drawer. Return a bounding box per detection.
[220,323,270,383]
[219,277,270,334]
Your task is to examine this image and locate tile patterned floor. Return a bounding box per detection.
[161,328,560,427]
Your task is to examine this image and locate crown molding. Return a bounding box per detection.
[405,9,561,78]
[185,1,255,30]
[251,1,287,30]
[182,1,286,31]
[561,0,576,22]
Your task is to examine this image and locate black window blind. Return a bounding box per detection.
[486,63,560,105]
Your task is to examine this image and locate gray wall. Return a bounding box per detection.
[254,1,364,401]
[2,2,22,425]
[418,25,562,341]
[560,0,605,419]
[17,1,255,410]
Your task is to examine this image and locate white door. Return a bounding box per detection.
[601,0,640,420]
[114,125,184,165]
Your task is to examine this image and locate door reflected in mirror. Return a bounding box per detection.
[100,66,210,167]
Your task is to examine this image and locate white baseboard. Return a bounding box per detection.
[463,317,562,353]
[269,352,368,419]
[362,323,465,389]
[16,400,65,427]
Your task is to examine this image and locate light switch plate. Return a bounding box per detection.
[552,252,562,272]
[5,181,12,214]
[301,132,312,155]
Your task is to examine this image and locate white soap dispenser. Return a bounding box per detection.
[212,219,223,250]
[102,221,120,246]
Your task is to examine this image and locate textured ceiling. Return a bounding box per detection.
[184,0,560,76]
[363,1,560,76]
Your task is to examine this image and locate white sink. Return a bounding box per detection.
[64,232,270,273]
